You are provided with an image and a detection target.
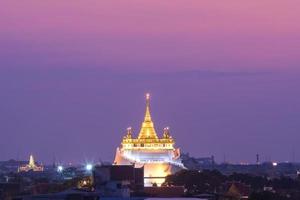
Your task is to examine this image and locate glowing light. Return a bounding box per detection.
[272,162,278,166]
[86,164,93,171]
[29,154,35,167]
[57,165,63,172]
[114,94,185,186]
[18,154,44,172]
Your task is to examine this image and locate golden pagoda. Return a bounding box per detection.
[18,154,44,172]
[114,94,185,186]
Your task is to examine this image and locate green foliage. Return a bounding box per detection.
[250,191,289,200]
[164,169,226,194]
[228,173,268,190]
[164,169,300,199]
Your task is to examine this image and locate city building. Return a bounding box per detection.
[14,189,99,200]
[223,181,250,200]
[114,94,185,186]
[18,155,43,172]
[93,165,144,197]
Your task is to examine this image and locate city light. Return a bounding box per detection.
[272,162,278,167]
[57,165,63,173]
[86,164,93,171]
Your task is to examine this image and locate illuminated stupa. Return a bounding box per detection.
[18,154,44,172]
[114,94,185,186]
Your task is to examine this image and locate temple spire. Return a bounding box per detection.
[138,93,158,139]
[29,154,35,167]
[144,93,152,122]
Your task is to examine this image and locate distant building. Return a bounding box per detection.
[181,153,215,170]
[0,183,22,200]
[224,181,250,200]
[13,189,99,200]
[18,155,43,172]
[0,159,28,173]
[143,186,185,197]
[93,165,144,197]
[114,94,185,186]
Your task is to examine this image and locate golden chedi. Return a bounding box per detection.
[18,154,44,172]
[114,94,185,186]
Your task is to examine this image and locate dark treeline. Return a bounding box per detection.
[163,169,300,200]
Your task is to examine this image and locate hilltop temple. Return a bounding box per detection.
[18,154,44,172]
[114,94,185,186]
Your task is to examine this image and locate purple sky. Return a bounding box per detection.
[0,1,300,164]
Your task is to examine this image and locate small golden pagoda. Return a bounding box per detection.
[18,154,44,172]
[114,94,184,186]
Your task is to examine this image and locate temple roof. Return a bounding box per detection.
[18,154,43,172]
[137,93,159,139]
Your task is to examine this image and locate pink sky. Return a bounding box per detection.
[0,1,299,72]
[0,1,300,163]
